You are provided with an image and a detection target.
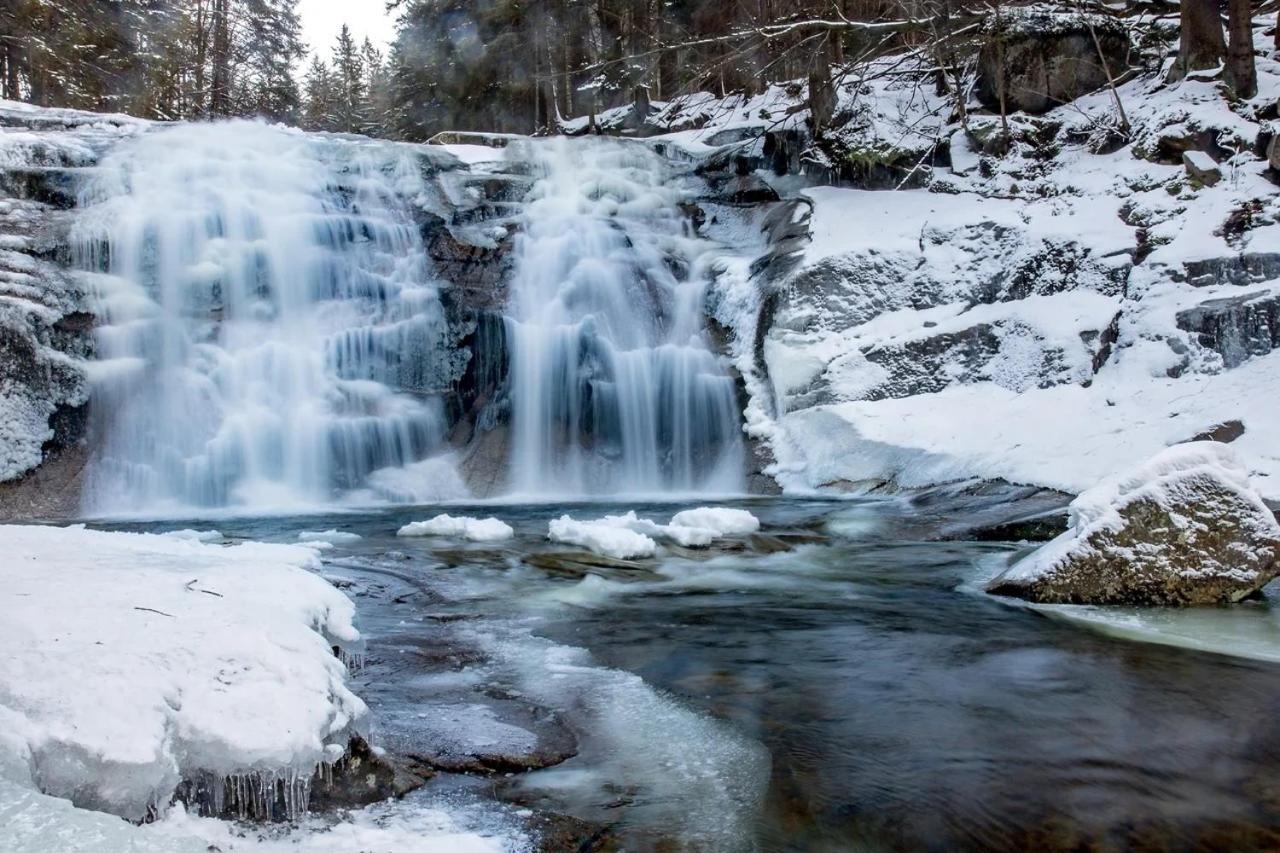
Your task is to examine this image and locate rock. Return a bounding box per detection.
[1269,134,1280,172]
[1179,253,1280,288]
[949,128,981,176]
[976,7,1131,115]
[1183,150,1222,187]
[987,443,1280,606]
[1176,288,1280,368]
[1188,419,1246,444]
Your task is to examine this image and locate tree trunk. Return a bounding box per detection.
[1168,0,1226,82]
[4,43,20,101]
[210,0,231,116]
[807,37,836,136]
[1224,0,1257,98]
[194,0,208,116]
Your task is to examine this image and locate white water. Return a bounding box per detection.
[504,138,744,496]
[73,121,453,512]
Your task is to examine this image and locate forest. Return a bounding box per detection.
[4,0,1266,142]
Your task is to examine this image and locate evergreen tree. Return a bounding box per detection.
[331,25,368,133]
[302,55,336,131]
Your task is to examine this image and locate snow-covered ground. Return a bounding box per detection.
[0,523,529,851]
[684,18,1280,501]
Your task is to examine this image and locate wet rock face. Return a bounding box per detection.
[988,447,1280,606]
[1177,289,1280,368]
[976,11,1131,115]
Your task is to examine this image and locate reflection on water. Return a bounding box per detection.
[108,498,1280,851]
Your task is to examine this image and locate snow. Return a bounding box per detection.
[548,514,658,559]
[669,507,761,536]
[546,507,762,557]
[398,514,514,542]
[997,442,1280,585]
[0,779,521,852]
[675,20,1280,502]
[0,524,364,823]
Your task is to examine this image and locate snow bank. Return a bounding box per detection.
[0,525,365,822]
[397,514,514,542]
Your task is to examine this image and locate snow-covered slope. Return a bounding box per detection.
[688,16,1280,501]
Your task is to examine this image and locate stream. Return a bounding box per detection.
[104,496,1280,851]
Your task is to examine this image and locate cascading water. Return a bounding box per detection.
[504,138,744,496]
[74,121,454,512]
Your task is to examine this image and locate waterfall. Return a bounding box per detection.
[504,138,743,496]
[73,121,453,512]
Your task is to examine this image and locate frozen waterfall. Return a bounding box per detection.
[504,138,744,496]
[73,121,452,512]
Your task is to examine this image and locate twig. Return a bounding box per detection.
[134,606,175,618]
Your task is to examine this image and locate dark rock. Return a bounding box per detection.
[1179,253,1280,288]
[523,551,662,582]
[976,8,1132,115]
[963,509,1070,542]
[1176,289,1280,368]
[309,734,429,811]
[1188,419,1247,444]
[1269,134,1280,172]
[172,734,427,822]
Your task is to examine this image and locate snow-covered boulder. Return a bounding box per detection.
[0,524,367,822]
[987,443,1280,605]
[398,513,514,542]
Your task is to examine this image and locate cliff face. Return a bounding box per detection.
[680,13,1280,503]
[0,104,147,517]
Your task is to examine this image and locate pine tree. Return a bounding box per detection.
[303,55,337,131]
[331,25,368,133]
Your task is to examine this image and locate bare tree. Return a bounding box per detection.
[209,0,231,115]
[1224,0,1256,98]
[1167,0,1225,82]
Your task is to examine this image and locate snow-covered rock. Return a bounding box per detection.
[688,20,1280,502]
[548,514,658,559]
[0,524,365,822]
[670,507,761,536]
[398,514,514,542]
[545,507,762,558]
[987,443,1280,605]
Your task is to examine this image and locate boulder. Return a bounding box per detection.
[987,443,1280,606]
[1269,134,1280,172]
[1182,150,1222,187]
[976,8,1131,115]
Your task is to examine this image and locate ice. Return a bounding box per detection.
[73,121,454,513]
[503,138,743,495]
[297,529,363,544]
[0,525,364,823]
[670,507,760,536]
[545,507,760,557]
[548,514,658,559]
[160,529,223,542]
[397,514,514,542]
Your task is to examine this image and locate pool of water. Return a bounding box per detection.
[103,497,1280,851]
